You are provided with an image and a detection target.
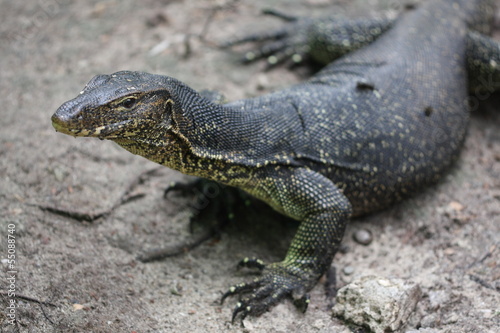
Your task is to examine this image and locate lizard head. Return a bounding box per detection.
[51,71,188,141]
[52,70,243,169]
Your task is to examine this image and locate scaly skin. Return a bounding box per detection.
[52,0,498,323]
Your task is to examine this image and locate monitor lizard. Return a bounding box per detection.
[51,0,499,323]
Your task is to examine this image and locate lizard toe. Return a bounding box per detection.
[236,257,266,271]
[223,261,318,323]
[230,282,290,324]
[221,278,263,305]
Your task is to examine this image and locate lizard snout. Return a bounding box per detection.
[51,100,82,135]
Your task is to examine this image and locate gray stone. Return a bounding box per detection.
[332,275,422,333]
[353,228,373,245]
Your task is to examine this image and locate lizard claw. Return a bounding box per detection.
[236,257,266,271]
[221,10,314,67]
[292,293,310,313]
[220,278,264,306]
[221,260,316,323]
[232,303,249,326]
[228,282,290,324]
[163,178,201,198]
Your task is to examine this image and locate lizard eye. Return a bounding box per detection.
[118,97,137,109]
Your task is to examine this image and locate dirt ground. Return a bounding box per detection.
[1,0,499,332]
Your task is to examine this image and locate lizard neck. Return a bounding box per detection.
[110,82,270,184]
[173,86,303,167]
[111,76,304,180]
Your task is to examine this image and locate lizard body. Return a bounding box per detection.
[52,0,499,322]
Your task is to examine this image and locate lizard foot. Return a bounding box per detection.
[221,259,313,324]
[140,181,255,262]
[221,9,314,67]
[163,177,209,199]
[164,178,235,231]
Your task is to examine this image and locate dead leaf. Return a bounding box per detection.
[448,201,464,212]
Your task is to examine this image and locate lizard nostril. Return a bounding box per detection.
[51,97,88,134]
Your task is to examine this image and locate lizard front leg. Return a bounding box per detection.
[223,11,394,67]
[221,167,352,323]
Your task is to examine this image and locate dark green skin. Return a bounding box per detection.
[52,0,499,322]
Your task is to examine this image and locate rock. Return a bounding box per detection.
[342,266,355,276]
[332,275,422,333]
[353,228,373,245]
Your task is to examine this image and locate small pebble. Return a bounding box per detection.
[343,266,355,275]
[353,228,373,245]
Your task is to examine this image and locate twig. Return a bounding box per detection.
[200,0,241,41]
[137,225,219,262]
[467,242,498,269]
[469,274,497,291]
[477,243,498,264]
[0,290,57,307]
[183,0,242,58]
[38,302,55,325]
[36,167,162,223]
[35,205,109,222]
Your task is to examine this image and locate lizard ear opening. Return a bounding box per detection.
[164,98,174,117]
[162,98,176,128]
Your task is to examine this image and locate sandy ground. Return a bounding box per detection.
[1,0,499,332]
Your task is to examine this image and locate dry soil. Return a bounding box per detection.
[1,0,499,332]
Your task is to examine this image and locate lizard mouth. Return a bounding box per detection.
[51,114,132,139]
[51,118,73,135]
